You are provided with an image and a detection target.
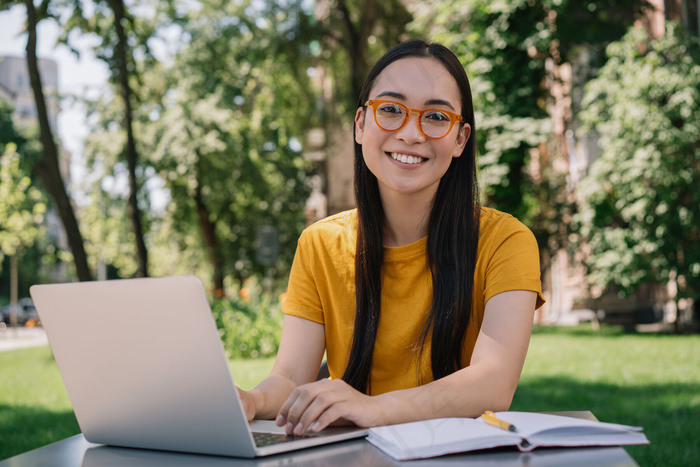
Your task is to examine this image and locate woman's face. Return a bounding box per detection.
[355,57,470,201]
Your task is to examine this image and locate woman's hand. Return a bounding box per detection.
[237,387,257,421]
[276,379,383,435]
[236,316,326,422]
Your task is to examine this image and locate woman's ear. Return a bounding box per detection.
[355,107,365,144]
[452,123,471,158]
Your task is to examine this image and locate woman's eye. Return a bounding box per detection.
[378,104,403,114]
[424,111,450,122]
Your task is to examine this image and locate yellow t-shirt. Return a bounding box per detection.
[282,208,544,395]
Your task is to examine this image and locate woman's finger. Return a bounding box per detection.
[291,388,346,435]
[278,381,327,433]
[308,400,350,432]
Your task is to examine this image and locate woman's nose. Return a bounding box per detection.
[395,113,426,143]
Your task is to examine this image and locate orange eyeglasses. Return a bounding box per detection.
[364,100,463,139]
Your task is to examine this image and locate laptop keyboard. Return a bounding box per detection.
[252,431,322,447]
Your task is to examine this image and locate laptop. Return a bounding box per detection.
[30,276,368,458]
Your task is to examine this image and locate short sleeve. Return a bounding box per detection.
[482,217,545,310]
[281,231,325,324]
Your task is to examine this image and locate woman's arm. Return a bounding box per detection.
[276,290,536,435]
[238,314,326,421]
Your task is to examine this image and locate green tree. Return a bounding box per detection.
[79,0,313,294]
[319,0,412,113]
[143,0,311,294]
[77,160,140,279]
[61,0,153,277]
[0,0,93,281]
[0,97,46,298]
[578,24,700,329]
[0,143,46,326]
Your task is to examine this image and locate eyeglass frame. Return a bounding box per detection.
[363,99,464,140]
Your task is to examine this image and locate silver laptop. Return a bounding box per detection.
[30,276,367,458]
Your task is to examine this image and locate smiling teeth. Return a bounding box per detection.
[391,153,424,164]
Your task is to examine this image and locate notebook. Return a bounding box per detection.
[30,276,367,458]
[367,411,649,461]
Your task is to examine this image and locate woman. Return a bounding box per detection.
[238,39,544,436]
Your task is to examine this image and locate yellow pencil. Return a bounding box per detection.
[481,410,517,432]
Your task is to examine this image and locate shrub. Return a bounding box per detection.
[578,23,700,304]
[211,285,283,359]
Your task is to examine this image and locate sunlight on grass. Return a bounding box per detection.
[0,346,79,460]
[0,346,72,409]
[229,357,275,390]
[512,325,700,465]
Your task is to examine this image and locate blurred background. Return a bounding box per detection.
[0,0,699,336]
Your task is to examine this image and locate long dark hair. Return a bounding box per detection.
[342,40,481,394]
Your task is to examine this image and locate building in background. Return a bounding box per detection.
[0,56,60,133]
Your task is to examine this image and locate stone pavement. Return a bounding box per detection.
[0,325,49,352]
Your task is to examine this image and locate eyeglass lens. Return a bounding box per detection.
[374,102,454,138]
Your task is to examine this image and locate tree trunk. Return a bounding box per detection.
[336,0,376,102]
[673,270,682,334]
[194,182,225,298]
[24,0,93,282]
[108,0,149,277]
[674,296,682,334]
[9,254,18,329]
[181,108,225,297]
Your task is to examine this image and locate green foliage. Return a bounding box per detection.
[0,144,47,260]
[0,154,48,293]
[0,96,23,148]
[316,0,413,113]
[77,91,143,279]
[77,0,313,288]
[0,98,51,296]
[79,181,139,278]
[58,0,156,90]
[578,24,700,299]
[0,97,43,186]
[75,1,314,288]
[212,283,283,359]
[144,0,311,284]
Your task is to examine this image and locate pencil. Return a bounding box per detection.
[481,410,517,432]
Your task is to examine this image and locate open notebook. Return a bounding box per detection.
[367,411,649,461]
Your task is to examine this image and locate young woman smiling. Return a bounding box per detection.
[237,40,545,436]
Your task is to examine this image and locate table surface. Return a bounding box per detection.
[0,412,639,467]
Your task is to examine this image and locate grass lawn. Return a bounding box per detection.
[1,325,698,464]
[511,325,700,465]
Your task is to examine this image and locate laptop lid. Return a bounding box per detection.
[30,276,367,458]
